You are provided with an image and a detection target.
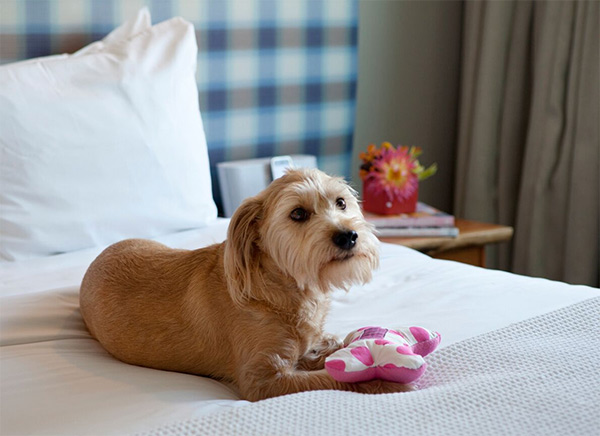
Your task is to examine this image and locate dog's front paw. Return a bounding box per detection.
[297,335,343,371]
[319,334,344,355]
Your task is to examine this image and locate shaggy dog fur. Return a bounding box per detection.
[80,168,411,401]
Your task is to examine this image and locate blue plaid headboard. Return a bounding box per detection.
[0,0,359,211]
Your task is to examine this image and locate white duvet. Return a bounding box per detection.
[1,220,598,435]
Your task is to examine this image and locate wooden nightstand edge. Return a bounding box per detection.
[428,226,514,256]
[379,222,514,254]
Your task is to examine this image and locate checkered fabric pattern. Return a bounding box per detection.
[0,0,359,210]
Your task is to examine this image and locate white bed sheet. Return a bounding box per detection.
[1,219,598,435]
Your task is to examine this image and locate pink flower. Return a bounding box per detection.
[365,147,419,202]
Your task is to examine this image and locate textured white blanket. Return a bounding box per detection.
[143,297,599,436]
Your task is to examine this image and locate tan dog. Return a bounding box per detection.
[80,168,410,401]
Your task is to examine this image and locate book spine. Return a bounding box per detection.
[367,216,455,228]
[376,227,459,237]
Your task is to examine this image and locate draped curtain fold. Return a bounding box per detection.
[455,0,599,286]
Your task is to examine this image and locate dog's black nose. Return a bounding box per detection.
[332,230,358,250]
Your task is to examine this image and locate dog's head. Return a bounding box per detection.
[224,168,379,305]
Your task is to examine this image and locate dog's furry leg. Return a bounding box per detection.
[238,356,412,401]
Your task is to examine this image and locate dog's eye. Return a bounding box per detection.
[290,208,309,222]
[336,198,346,210]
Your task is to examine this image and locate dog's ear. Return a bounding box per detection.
[224,196,263,306]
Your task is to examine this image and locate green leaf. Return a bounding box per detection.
[409,146,422,159]
[417,163,437,181]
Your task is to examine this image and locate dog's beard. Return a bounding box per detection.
[318,249,378,291]
[262,217,380,293]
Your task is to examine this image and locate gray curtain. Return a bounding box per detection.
[455,0,599,287]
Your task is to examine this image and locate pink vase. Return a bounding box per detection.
[362,180,418,215]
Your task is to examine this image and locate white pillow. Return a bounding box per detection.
[0,10,217,261]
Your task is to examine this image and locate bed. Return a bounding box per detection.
[1,5,599,436]
[2,223,599,435]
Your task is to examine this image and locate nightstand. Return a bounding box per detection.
[378,219,514,267]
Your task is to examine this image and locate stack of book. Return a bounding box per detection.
[362,202,459,237]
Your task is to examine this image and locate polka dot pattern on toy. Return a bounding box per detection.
[324,326,441,384]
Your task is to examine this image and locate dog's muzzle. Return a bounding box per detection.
[332,230,358,250]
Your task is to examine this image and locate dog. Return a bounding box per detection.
[80,168,411,401]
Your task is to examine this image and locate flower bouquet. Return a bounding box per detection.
[359,142,437,214]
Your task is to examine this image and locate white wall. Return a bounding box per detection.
[352,0,463,212]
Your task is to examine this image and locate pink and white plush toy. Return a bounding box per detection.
[325,326,441,384]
